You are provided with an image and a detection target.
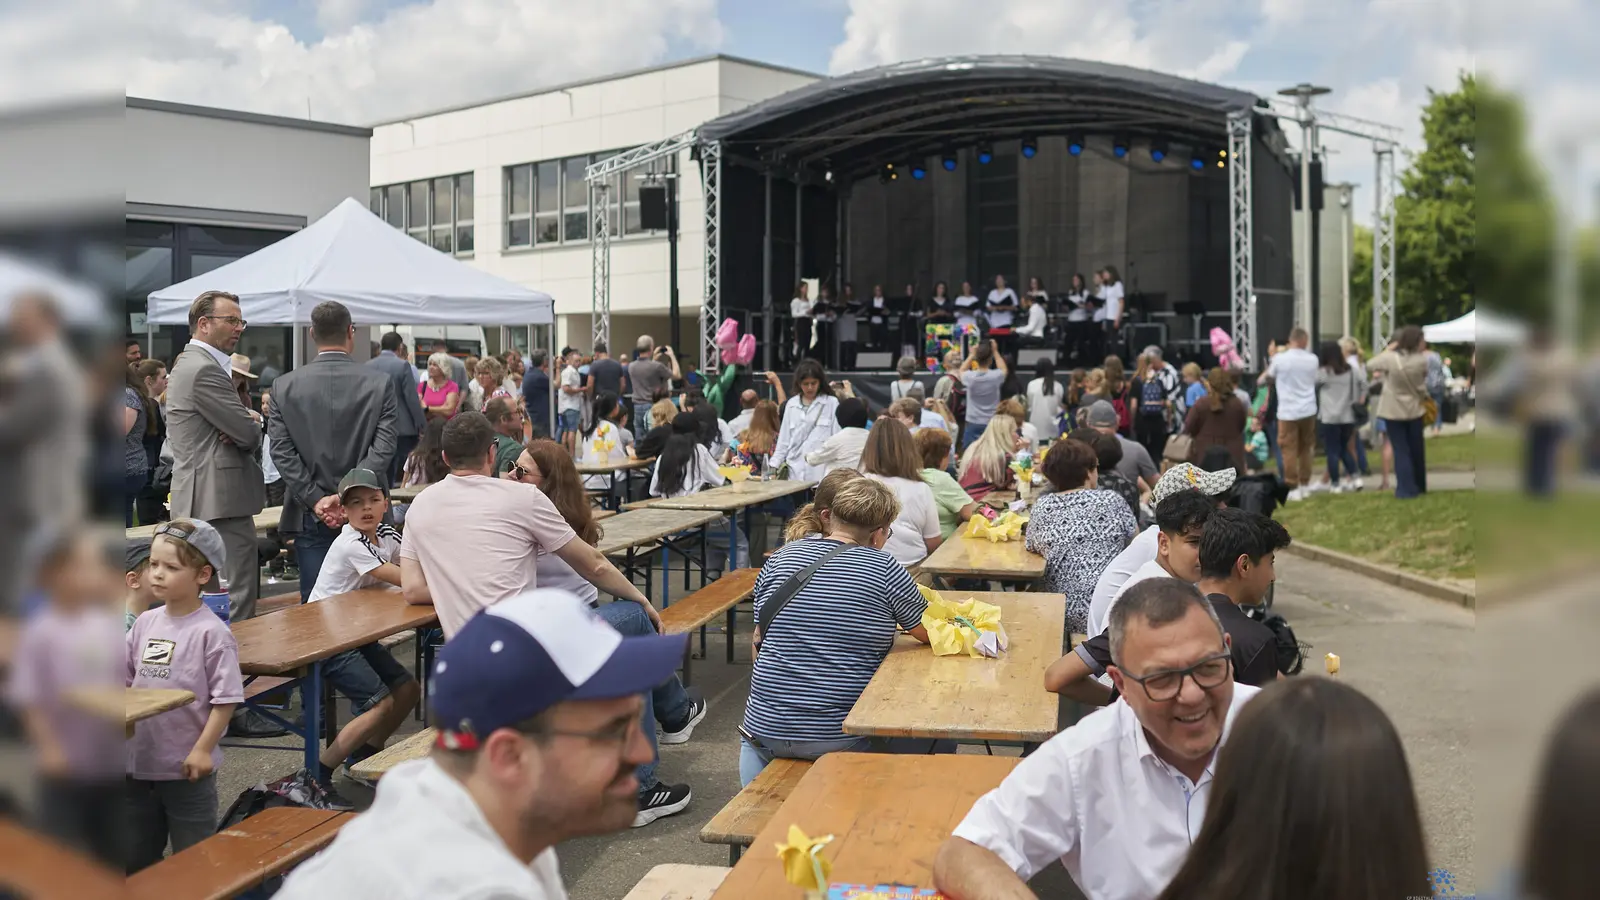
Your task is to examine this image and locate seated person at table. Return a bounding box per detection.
[782,468,866,542]
[957,414,1020,501]
[728,398,780,472]
[1026,438,1138,635]
[997,398,1038,449]
[651,412,748,569]
[304,468,423,807]
[124,539,159,629]
[888,397,924,433]
[574,391,634,493]
[1155,679,1431,900]
[1082,430,1140,522]
[859,418,943,567]
[275,589,689,899]
[633,398,680,461]
[125,520,244,873]
[803,396,871,474]
[10,532,124,867]
[401,417,449,489]
[915,427,978,540]
[1087,462,1237,638]
[515,440,707,750]
[741,479,941,787]
[482,397,525,477]
[934,578,1261,900]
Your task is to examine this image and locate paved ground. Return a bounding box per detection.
[209,550,1477,897]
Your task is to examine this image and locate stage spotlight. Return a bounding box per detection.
[1190,152,1205,170]
[911,163,927,180]
[1067,139,1083,156]
[1020,136,1038,159]
[942,152,958,172]
[879,163,898,184]
[1150,140,1168,163]
[977,142,994,165]
[1113,136,1129,159]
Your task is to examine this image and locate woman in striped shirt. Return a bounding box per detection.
[740,478,934,786]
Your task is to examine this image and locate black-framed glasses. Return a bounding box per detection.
[204,314,248,328]
[1121,651,1231,702]
[520,717,637,749]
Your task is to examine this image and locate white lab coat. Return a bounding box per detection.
[771,394,840,483]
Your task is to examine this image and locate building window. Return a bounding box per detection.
[371,172,475,257]
[535,160,560,245]
[500,150,675,250]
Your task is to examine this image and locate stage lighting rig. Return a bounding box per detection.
[977,141,994,165]
[879,163,898,183]
[941,151,958,172]
[1113,135,1129,159]
[1190,149,1205,170]
[911,162,927,180]
[1020,136,1038,159]
[1149,140,1168,163]
[1067,134,1084,156]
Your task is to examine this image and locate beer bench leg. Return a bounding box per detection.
[660,542,671,607]
[302,662,323,774]
[726,605,737,664]
[730,844,743,865]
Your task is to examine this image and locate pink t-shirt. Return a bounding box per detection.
[125,604,245,781]
[418,379,459,416]
[7,605,125,778]
[399,474,578,639]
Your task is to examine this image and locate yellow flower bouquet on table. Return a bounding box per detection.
[965,509,1027,542]
[919,585,1009,658]
[776,824,834,892]
[590,423,616,456]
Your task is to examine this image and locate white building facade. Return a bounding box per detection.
[368,55,817,361]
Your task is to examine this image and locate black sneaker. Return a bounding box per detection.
[320,784,357,812]
[632,782,692,827]
[228,709,291,739]
[659,694,708,746]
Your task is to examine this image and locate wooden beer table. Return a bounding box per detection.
[624,479,816,572]
[595,507,723,605]
[917,530,1045,586]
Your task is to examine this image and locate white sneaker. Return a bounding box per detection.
[1287,487,1308,502]
[1308,481,1332,494]
[1331,482,1352,494]
[1350,477,1365,491]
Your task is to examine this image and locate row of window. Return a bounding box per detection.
[370,151,677,254]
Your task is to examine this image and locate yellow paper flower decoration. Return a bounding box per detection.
[775,824,833,890]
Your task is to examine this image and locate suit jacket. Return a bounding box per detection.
[367,350,426,437]
[268,350,398,534]
[166,343,265,521]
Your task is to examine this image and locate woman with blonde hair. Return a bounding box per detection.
[997,397,1036,449]
[1181,361,1206,412]
[418,351,462,421]
[958,414,1019,501]
[783,468,865,541]
[731,398,781,468]
[859,418,942,566]
[634,397,681,460]
[925,397,959,442]
[1078,367,1109,409]
[743,476,937,786]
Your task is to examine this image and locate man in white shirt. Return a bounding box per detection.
[934,578,1260,900]
[1088,462,1236,637]
[1262,327,1320,501]
[1015,293,1048,341]
[557,348,584,454]
[276,589,688,900]
[727,390,759,437]
[986,275,1018,330]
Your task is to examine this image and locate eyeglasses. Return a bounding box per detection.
[204,314,248,328]
[523,717,637,749]
[1121,651,1231,702]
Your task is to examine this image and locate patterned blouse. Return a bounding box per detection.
[1025,489,1139,633]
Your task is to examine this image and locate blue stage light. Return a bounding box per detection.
[977,141,994,164]
[1020,136,1037,159]
[1068,142,1083,156]
[911,164,927,180]
[942,154,958,172]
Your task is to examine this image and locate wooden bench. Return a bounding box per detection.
[699,758,813,864]
[657,568,759,684]
[243,674,297,703]
[622,864,731,900]
[348,728,435,782]
[125,806,351,900]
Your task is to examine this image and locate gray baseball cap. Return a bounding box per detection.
[338,467,387,501]
[1084,400,1119,428]
[153,519,227,579]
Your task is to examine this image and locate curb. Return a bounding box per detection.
[1283,542,1475,610]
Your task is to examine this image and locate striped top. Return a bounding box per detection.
[742,539,927,742]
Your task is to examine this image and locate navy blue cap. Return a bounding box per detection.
[429,589,686,750]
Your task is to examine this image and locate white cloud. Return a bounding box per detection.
[0,0,724,125]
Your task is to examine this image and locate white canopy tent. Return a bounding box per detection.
[146,197,554,365]
[0,252,105,326]
[1423,309,1526,346]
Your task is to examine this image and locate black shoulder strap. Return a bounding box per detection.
[758,543,853,638]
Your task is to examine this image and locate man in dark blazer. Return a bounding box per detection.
[269,301,398,600]
[368,331,426,484]
[165,290,264,621]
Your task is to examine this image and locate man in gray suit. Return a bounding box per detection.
[368,332,426,484]
[165,290,265,621]
[269,301,398,601]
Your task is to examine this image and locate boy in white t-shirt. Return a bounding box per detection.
[557,349,584,455]
[306,468,422,805]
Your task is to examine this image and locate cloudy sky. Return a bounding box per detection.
[3,0,1595,221]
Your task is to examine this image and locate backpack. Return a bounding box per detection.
[1249,609,1308,676]
[942,375,967,424]
[220,768,344,830]
[1139,378,1165,415]
[1111,387,1132,433]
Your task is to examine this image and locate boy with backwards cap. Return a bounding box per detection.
[276,589,688,899]
[303,467,423,807]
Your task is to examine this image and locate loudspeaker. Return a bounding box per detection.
[854,351,893,370]
[639,185,669,231]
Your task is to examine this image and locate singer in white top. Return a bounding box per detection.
[954,280,983,330]
[790,281,813,364]
[986,275,1018,330]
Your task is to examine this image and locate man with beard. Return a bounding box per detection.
[934,577,1260,900]
[275,589,684,899]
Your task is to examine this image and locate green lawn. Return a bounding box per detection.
[1476,490,1600,581]
[1313,432,1475,472]
[1274,490,1474,582]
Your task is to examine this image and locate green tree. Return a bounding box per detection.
[1392,72,1478,329]
[1473,77,1557,326]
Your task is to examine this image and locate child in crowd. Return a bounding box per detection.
[803,397,872,473]
[125,539,159,630]
[126,519,244,872]
[8,531,125,867]
[305,468,422,806]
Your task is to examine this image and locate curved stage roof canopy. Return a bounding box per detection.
[697,55,1280,182]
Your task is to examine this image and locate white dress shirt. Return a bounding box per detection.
[1101,283,1125,323]
[1017,303,1047,337]
[186,338,233,373]
[986,288,1018,329]
[1265,347,1320,421]
[952,685,1261,900]
[727,408,755,438]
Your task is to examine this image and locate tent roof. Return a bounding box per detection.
[0,252,104,326]
[696,55,1272,181]
[1424,308,1526,345]
[147,198,553,326]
